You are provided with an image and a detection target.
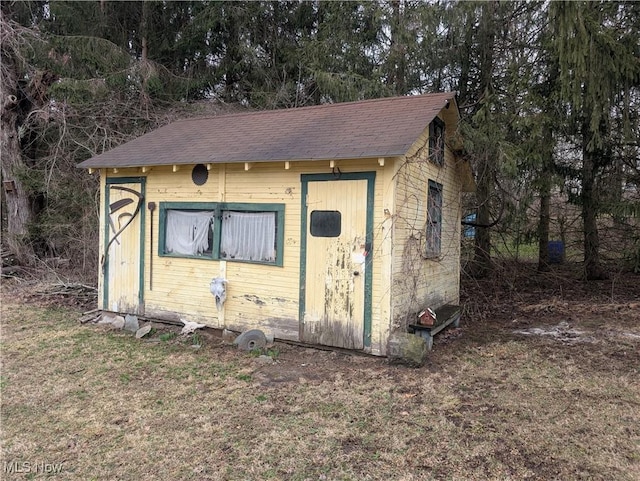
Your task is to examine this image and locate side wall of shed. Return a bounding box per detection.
[390,109,463,332]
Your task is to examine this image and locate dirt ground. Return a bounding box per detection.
[1,262,639,480]
[15,261,639,385]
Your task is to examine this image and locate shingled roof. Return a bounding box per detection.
[78,92,457,169]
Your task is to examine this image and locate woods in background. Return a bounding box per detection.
[1,0,639,281]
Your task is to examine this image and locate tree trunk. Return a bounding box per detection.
[0,14,36,263]
[473,152,493,277]
[537,181,551,271]
[457,7,475,106]
[388,0,407,95]
[1,102,35,263]
[582,119,606,280]
[222,5,240,103]
[537,124,553,272]
[470,1,496,278]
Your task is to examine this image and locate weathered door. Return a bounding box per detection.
[103,178,145,314]
[301,175,373,349]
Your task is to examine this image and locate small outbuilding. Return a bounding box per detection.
[78,93,474,356]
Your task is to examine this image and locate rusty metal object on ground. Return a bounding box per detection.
[234,329,267,351]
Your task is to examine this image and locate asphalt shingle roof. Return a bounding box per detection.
[78,92,457,168]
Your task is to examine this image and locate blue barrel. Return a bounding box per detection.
[548,241,564,264]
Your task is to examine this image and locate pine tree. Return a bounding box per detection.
[551,0,640,279]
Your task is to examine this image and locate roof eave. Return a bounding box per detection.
[77,152,408,170]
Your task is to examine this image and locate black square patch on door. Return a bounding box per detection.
[310,210,341,237]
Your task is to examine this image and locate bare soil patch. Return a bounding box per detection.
[1,264,639,480]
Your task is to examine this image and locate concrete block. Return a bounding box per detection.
[387,332,428,367]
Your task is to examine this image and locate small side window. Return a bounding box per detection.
[426,180,443,258]
[429,117,445,166]
[310,210,341,237]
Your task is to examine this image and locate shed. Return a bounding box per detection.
[78,93,474,356]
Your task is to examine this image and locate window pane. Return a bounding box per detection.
[430,118,445,166]
[310,210,341,237]
[220,211,276,262]
[165,210,214,256]
[426,181,443,257]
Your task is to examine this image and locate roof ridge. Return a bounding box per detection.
[175,92,457,123]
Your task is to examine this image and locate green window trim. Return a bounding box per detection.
[426,180,443,258]
[158,201,285,267]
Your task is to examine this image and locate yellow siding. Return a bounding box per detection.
[102,159,393,355]
[390,112,463,338]
[97,105,465,357]
[371,159,400,355]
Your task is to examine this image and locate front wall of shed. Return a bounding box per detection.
[98,159,395,356]
[390,113,463,332]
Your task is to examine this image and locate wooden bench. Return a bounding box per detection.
[408,304,461,350]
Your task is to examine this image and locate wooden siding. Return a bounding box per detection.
[102,159,394,355]
[97,170,106,309]
[303,179,368,349]
[94,104,464,357]
[103,179,144,314]
[390,113,462,339]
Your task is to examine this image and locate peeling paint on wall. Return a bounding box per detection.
[242,294,267,306]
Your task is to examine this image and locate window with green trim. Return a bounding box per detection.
[426,180,443,258]
[158,202,285,266]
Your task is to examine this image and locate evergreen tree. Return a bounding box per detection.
[304,1,390,104]
[2,0,638,280]
[551,0,640,279]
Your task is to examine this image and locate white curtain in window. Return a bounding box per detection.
[221,211,276,262]
[165,210,213,255]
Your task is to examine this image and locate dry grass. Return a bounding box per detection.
[1,271,639,480]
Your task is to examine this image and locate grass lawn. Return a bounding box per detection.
[1,270,639,480]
